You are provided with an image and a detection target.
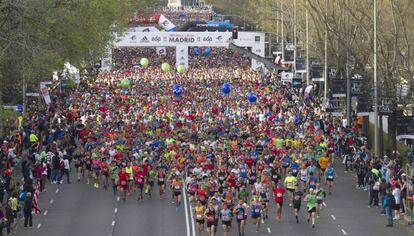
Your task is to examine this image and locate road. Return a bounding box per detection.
[14,163,412,236]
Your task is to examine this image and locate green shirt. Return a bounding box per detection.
[306,194,317,209]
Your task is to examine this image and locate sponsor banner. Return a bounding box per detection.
[356,96,372,116]
[328,66,338,80]
[116,31,264,47]
[127,27,160,32]
[331,79,347,98]
[378,98,394,115]
[157,47,166,55]
[396,116,414,139]
[280,71,293,82]
[40,84,51,105]
[295,58,306,73]
[176,46,189,68]
[159,14,177,31]
[310,65,324,82]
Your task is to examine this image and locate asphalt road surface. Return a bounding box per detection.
[13,163,413,236]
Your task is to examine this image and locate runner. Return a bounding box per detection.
[273,182,285,222]
[315,183,326,218]
[194,200,205,235]
[292,186,304,223]
[118,168,129,202]
[220,203,232,236]
[157,168,166,199]
[109,161,119,196]
[101,158,109,190]
[205,201,218,236]
[304,188,317,228]
[284,172,297,206]
[233,199,247,236]
[250,194,262,233]
[325,163,335,195]
[134,166,145,201]
[171,177,182,211]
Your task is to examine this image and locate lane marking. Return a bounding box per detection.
[43,210,48,216]
[117,197,120,202]
[111,220,116,227]
[341,229,347,235]
[114,208,118,214]
[331,214,336,220]
[188,202,196,236]
[182,184,191,236]
[49,199,54,204]
[267,227,271,234]
[55,188,59,193]
[37,223,42,229]
[323,202,327,207]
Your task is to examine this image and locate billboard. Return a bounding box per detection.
[396,116,414,139]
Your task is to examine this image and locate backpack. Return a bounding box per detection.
[19,191,27,201]
[389,194,396,209]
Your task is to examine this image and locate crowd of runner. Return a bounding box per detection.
[0,10,412,235]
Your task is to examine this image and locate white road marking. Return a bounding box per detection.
[189,204,196,236]
[267,227,272,234]
[114,208,118,214]
[117,197,120,202]
[43,210,48,216]
[331,214,336,220]
[323,202,327,207]
[341,229,347,235]
[111,220,116,227]
[55,188,59,193]
[49,199,54,204]
[37,224,42,229]
[182,184,191,236]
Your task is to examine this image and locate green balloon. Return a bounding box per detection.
[161,63,170,72]
[120,78,130,88]
[177,65,186,73]
[140,58,149,68]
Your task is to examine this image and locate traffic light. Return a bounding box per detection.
[232,27,238,39]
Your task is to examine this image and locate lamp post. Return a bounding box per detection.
[306,1,309,85]
[373,0,379,156]
[324,0,328,104]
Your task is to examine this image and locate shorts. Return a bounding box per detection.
[326,178,334,182]
[287,188,295,193]
[174,191,181,197]
[236,216,246,222]
[320,168,326,173]
[394,204,400,211]
[251,213,261,219]
[317,199,323,204]
[158,181,165,186]
[148,181,154,186]
[276,202,283,207]
[196,219,205,224]
[222,221,231,227]
[293,204,301,210]
[207,221,217,228]
[136,183,144,189]
[102,172,109,177]
[120,184,128,190]
[308,207,316,213]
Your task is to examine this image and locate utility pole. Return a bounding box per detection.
[293,0,297,76]
[306,1,309,85]
[373,0,379,156]
[281,0,284,59]
[323,0,328,103]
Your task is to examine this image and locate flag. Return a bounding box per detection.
[33,180,41,214]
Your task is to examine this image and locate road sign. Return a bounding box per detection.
[26,93,40,97]
[378,98,394,115]
[16,104,23,113]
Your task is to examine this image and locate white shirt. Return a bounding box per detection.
[63,159,70,170]
[392,188,401,205]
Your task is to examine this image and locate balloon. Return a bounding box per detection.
[140,58,149,68]
[222,83,231,94]
[161,63,170,72]
[172,84,182,96]
[177,65,186,73]
[204,48,212,56]
[247,92,257,103]
[120,78,130,88]
[193,48,201,56]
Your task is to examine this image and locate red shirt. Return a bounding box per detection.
[118,172,128,186]
[196,189,207,201]
[273,187,285,204]
[134,171,145,184]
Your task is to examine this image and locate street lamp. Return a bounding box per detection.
[373,0,379,156]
